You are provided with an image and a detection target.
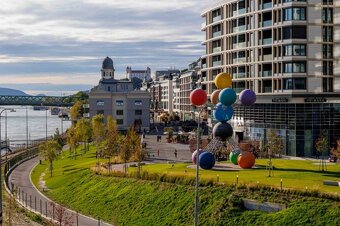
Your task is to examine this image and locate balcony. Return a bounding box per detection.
[234,87,245,93]
[262,38,272,45]
[263,87,272,93]
[262,2,272,10]
[263,54,272,61]
[213,47,222,53]
[234,72,246,78]
[213,61,222,67]
[201,76,207,82]
[238,57,246,63]
[261,70,272,77]
[233,42,246,49]
[233,25,246,33]
[238,8,246,15]
[262,20,272,27]
[212,15,221,23]
[202,64,207,69]
[201,22,206,29]
[212,31,222,38]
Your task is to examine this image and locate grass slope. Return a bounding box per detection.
[31,147,340,226]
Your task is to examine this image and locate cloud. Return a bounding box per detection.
[0,0,216,93]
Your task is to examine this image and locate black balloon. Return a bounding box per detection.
[213,122,233,141]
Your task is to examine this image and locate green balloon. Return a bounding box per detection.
[229,151,240,165]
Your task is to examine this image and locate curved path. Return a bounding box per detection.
[8,157,112,226]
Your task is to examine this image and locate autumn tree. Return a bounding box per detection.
[75,118,92,154]
[130,129,145,177]
[119,127,135,174]
[66,126,80,159]
[70,100,85,124]
[266,129,284,177]
[92,114,105,158]
[315,130,329,171]
[39,140,61,177]
[102,116,121,174]
[331,139,340,158]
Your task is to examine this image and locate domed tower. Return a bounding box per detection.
[101,57,115,79]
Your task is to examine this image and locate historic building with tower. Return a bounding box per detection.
[89,57,150,131]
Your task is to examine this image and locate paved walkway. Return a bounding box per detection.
[9,157,112,226]
[142,135,192,162]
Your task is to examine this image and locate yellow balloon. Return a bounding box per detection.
[214,73,232,89]
[211,90,221,105]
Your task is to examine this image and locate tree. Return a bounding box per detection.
[70,100,85,123]
[119,128,135,174]
[315,130,329,172]
[66,126,79,159]
[75,118,92,154]
[130,129,145,177]
[92,114,105,158]
[331,139,340,158]
[102,116,120,174]
[39,140,61,177]
[53,128,64,148]
[266,129,284,177]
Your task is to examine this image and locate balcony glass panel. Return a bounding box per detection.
[234,72,246,78]
[213,16,222,23]
[264,87,272,93]
[213,47,222,53]
[263,54,272,61]
[238,8,246,15]
[202,64,206,69]
[262,70,272,77]
[262,2,272,9]
[262,38,272,45]
[234,88,244,93]
[238,57,246,63]
[213,31,222,38]
[213,61,221,67]
[262,20,272,27]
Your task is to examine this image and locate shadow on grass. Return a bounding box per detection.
[255,166,340,178]
[62,165,75,169]
[62,168,86,175]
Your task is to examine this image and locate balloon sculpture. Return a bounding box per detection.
[190,72,257,169]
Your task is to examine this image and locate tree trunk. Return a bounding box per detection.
[50,161,53,177]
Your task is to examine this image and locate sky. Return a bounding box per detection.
[0,0,215,95]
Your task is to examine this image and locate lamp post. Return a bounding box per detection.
[194,107,206,226]
[0,108,15,225]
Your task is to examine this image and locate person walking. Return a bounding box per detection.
[157,149,160,157]
[174,149,177,158]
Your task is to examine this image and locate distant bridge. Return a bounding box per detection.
[0,95,75,107]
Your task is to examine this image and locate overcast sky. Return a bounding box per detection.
[0,0,215,95]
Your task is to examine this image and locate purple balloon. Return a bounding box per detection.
[192,149,203,165]
[239,89,256,106]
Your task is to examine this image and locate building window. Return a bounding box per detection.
[96,101,104,106]
[283,26,306,39]
[323,61,333,75]
[322,8,333,23]
[135,100,142,106]
[283,0,306,2]
[322,26,333,42]
[116,110,124,115]
[283,62,306,73]
[117,119,124,125]
[135,110,142,115]
[116,100,124,106]
[323,78,333,92]
[96,110,104,115]
[283,7,306,21]
[108,86,111,92]
[322,0,333,5]
[283,78,306,90]
[283,44,306,56]
[323,44,333,59]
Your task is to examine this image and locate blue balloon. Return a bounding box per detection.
[199,152,216,170]
[214,103,234,122]
[219,88,237,106]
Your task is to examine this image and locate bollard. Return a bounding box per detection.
[236,175,239,185]
[98,217,100,226]
[40,199,42,214]
[76,212,79,226]
[25,192,27,207]
[45,201,47,216]
[280,179,283,190]
[18,188,21,200]
[217,175,219,183]
[35,196,37,211]
[53,204,55,220]
[30,195,32,208]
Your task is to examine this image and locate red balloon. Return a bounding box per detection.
[237,151,255,169]
[190,88,207,106]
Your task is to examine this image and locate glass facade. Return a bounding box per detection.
[234,103,340,156]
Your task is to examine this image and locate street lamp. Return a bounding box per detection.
[0,108,15,225]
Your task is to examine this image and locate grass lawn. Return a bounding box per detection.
[31,146,340,225]
[130,159,340,194]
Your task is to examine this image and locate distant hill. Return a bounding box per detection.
[0,87,29,96]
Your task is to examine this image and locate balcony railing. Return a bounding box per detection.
[202,64,207,69]
[262,38,272,45]
[262,3,272,10]
[212,31,222,38]
[262,20,272,27]
[238,8,246,15]
[238,57,246,63]
[233,42,246,49]
[261,70,272,77]
[201,22,206,29]
[263,54,272,61]
[234,88,245,93]
[212,15,222,23]
[263,87,272,93]
[213,61,222,67]
[234,72,246,78]
[213,47,222,53]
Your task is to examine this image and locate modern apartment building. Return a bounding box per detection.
[89,57,150,131]
[202,0,340,156]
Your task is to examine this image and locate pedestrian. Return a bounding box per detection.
[157,149,160,157]
[174,149,177,158]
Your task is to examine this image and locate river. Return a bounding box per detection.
[0,106,72,149]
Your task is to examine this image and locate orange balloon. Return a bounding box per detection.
[237,151,255,169]
[211,90,221,105]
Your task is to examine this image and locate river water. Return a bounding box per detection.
[0,106,72,149]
